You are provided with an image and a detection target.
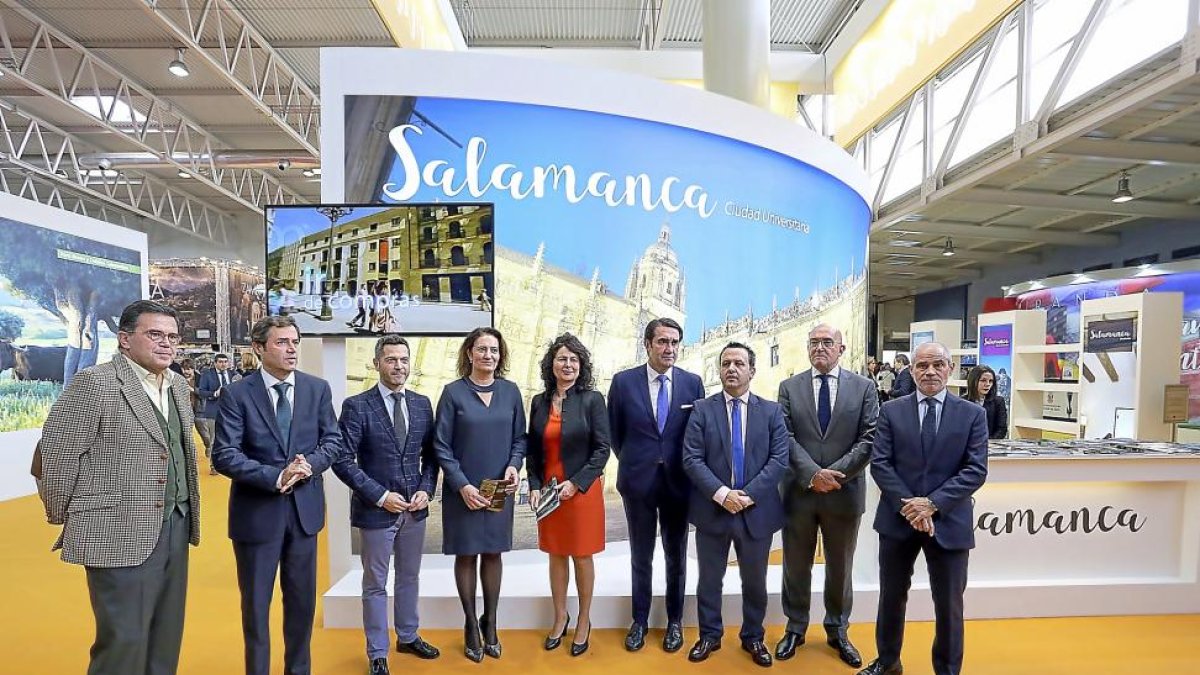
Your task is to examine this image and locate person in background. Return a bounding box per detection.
[966,365,1008,440]
[433,327,526,662]
[888,354,914,399]
[196,353,234,475]
[238,352,259,379]
[875,364,896,403]
[526,334,611,657]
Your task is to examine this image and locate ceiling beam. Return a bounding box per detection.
[885,220,1120,246]
[958,187,1200,219]
[873,265,982,280]
[1051,138,1200,165]
[139,0,319,156]
[870,244,1039,265]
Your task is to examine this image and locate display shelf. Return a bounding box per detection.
[1014,382,1081,393]
[1015,343,1082,354]
[1014,417,1081,434]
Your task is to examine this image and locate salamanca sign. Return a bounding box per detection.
[382,124,717,219]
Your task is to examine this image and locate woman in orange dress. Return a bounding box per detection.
[527,333,611,657]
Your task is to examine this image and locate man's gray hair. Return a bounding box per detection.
[374,334,411,360]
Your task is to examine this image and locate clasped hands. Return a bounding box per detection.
[900,496,937,535]
[810,468,846,493]
[381,490,430,514]
[460,466,520,511]
[279,454,312,492]
[722,489,755,514]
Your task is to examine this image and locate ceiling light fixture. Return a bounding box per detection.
[1112,171,1133,203]
[941,237,956,257]
[167,48,189,78]
[177,168,191,179]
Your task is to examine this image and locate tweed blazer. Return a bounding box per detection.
[39,353,201,568]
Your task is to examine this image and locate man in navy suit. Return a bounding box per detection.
[888,354,915,399]
[213,316,342,675]
[682,342,789,668]
[196,352,233,473]
[333,335,440,675]
[607,317,705,652]
[858,342,988,675]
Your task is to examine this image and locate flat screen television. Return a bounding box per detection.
[264,202,494,338]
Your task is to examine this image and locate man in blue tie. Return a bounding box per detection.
[682,342,789,667]
[213,316,343,675]
[607,318,704,652]
[858,341,988,675]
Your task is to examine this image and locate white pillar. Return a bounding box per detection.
[702,0,771,109]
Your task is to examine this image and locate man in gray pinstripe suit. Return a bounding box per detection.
[39,300,201,675]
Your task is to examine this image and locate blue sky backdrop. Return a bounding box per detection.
[341,96,869,340]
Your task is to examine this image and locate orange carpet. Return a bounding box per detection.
[3,467,1199,674]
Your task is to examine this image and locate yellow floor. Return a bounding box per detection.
[3,467,1199,674]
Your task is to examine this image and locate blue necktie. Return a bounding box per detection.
[817,373,831,435]
[731,398,745,489]
[274,382,292,451]
[655,373,669,434]
[921,397,938,457]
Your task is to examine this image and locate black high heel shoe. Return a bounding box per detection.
[570,621,592,657]
[544,614,572,651]
[463,620,484,663]
[479,614,502,659]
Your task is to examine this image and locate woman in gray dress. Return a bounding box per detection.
[434,327,526,662]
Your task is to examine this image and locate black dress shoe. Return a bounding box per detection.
[463,620,483,663]
[625,622,647,651]
[570,623,591,657]
[827,636,862,667]
[742,640,772,667]
[663,622,684,653]
[396,637,440,659]
[857,659,903,675]
[687,638,722,662]
[369,657,390,675]
[774,631,805,660]
[544,614,571,651]
[479,615,501,659]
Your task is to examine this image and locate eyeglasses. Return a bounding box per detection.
[140,329,182,345]
[808,339,838,349]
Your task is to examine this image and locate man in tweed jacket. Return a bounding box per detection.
[39,300,201,675]
[333,335,440,674]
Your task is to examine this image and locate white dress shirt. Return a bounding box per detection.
[916,387,948,431]
[812,365,841,412]
[646,364,673,425]
[260,369,297,492]
[713,390,751,505]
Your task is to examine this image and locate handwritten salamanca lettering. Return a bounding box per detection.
[976,506,1146,536]
[383,124,716,218]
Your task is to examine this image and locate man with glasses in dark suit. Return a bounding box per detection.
[333,335,440,675]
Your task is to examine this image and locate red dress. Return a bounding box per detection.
[537,408,605,556]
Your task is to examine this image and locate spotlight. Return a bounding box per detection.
[301,168,314,177]
[167,48,189,78]
[941,237,956,257]
[177,168,191,179]
[1112,171,1133,203]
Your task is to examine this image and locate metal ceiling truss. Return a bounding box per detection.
[139,0,320,156]
[863,0,1200,228]
[0,99,229,243]
[0,0,306,214]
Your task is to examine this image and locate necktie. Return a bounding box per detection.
[731,398,745,489]
[655,373,669,434]
[220,371,227,387]
[391,391,408,446]
[817,373,831,435]
[273,382,292,451]
[921,397,938,456]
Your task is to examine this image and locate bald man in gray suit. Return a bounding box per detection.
[775,324,878,668]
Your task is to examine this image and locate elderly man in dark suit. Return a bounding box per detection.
[39,300,201,675]
[333,335,440,675]
[858,341,988,675]
[607,317,705,652]
[682,342,789,668]
[213,315,342,675]
[776,324,878,667]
